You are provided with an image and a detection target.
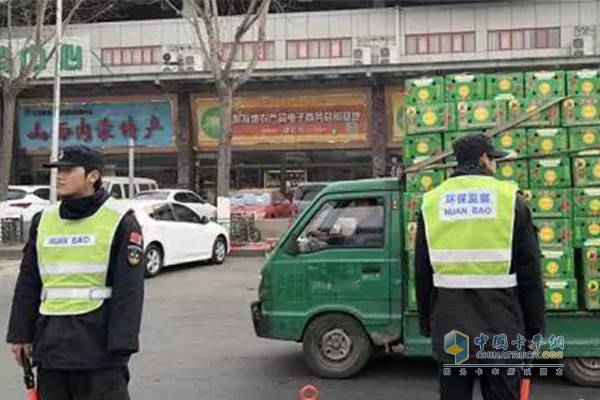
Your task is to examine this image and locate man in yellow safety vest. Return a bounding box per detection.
[415,134,545,400]
[7,145,144,400]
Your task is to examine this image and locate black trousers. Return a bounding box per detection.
[38,367,130,400]
[439,366,522,400]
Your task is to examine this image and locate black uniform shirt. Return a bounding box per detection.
[6,188,145,369]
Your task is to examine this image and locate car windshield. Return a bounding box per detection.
[135,191,169,200]
[231,192,271,206]
[294,184,327,202]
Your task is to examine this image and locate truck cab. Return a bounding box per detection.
[252,177,600,386]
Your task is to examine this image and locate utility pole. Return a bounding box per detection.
[49,0,63,203]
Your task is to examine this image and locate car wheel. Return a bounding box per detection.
[144,244,163,278]
[564,358,600,387]
[249,227,262,243]
[302,313,372,379]
[211,236,227,265]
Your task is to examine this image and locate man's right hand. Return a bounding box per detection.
[10,343,31,367]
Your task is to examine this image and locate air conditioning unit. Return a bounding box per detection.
[379,46,399,64]
[353,47,372,66]
[572,25,597,57]
[571,36,596,57]
[182,52,203,72]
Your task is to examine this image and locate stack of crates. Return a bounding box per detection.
[567,69,600,311]
[400,68,600,313]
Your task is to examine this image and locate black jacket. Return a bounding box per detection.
[415,166,545,363]
[6,189,144,369]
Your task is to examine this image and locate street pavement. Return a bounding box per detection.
[0,257,598,399]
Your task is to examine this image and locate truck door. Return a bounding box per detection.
[276,193,392,331]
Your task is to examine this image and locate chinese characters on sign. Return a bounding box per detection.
[440,188,497,221]
[19,100,174,150]
[196,90,370,148]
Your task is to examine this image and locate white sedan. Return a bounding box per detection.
[0,185,51,223]
[128,201,229,277]
[135,189,217,220]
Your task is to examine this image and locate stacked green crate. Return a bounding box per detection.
[567,69,600,97]
[456,100,507,131]
[444,73,485,102]
[486,72,525,100]
[525,71,566,99]
[405,76,445,105]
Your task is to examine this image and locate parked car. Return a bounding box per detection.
[127,200,230,277]
[292,182,331,214]
[135,189,216,220]
[102,177,158,199]
[231,189,294,219]
[0,185,51,222]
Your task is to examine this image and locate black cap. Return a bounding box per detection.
[452,134,510,166]
[43,145,104,172]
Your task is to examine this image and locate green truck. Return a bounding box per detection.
[250,177,600,386]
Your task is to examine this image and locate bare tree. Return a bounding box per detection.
[0,0,115,201]
[166,0,278,223]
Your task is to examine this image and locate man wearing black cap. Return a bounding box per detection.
[415,134,545,400]
[6,145,144,400]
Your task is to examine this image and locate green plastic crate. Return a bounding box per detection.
[406,168,446,193]
[574,217,600,247]
[533,219,573,249]
[583,278,600,310]
[403,133,443,164]
[407,278,417,310]
[523,188,573,218]
[569,126,600,151]
[405,103,456,135]
[573,188,600,217]
[444,73,485,102]
[403,192,423,222]
[544,279,578,310]
[529,158,572,188]
[496,160,529,188]
[405,76,445,105]
[541,248,575,279]
[525,71,566,99]
[405,221,418,251]
[527,128,569,156]
[456,100,507,131]
[562,96,600,127]
[508,98,561,128]
[567,69,600,97]
[486,72,525,100]
[493,129,528,156]
[572,153,600,187]
[582,246,600,278]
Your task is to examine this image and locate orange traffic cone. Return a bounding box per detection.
[298,384,319,400]
[519,377,531,400]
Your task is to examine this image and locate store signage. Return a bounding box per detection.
[19,99,175,150]
[0,37,90,78]
[195,89,370,148]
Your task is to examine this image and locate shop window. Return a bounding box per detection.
[101,46,162,66]
[406,32,475,55]
[488,27,561,51]
[286,38,352,59]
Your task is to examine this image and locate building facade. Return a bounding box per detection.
[5,0,600,198]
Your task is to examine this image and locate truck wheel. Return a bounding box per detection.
[302,314,372,379]
[564,358,600,387]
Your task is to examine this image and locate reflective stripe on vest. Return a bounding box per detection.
[36,198,129,316]
[421,175,518,289]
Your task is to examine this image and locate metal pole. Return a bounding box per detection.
[49,0,63,203]
[128,137,134,200]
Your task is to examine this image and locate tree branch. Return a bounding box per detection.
[231,0,271,92]
[222,0,260,78]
